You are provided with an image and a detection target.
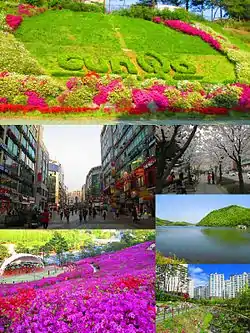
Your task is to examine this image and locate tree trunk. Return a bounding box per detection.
[237,159,245,193]
[185,0,189,11]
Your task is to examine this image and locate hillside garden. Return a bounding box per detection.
[0,1,249,120]
[0,241,155,332]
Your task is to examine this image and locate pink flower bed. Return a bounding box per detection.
[152,18,222,51]
[0,242,155,333]
[93,79,122,105]
[5,15,23,30]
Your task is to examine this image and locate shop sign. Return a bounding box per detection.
[135,168,144,177]
[143,157,156,170]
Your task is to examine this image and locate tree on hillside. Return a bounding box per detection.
[155,125,198,193]
[0,244,9,261]
[15,242,31,254]
[44,232,69,265]
[200,126,250,193]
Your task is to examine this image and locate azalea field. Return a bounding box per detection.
[0,241,155,332]
[0,2,249,120]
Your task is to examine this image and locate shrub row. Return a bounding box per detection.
[112,5,205,23]
[48,0,104,13]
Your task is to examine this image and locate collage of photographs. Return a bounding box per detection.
[0,0,249,332]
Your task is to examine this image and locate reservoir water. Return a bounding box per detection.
[156,226,250,263]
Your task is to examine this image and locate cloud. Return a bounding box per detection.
[189,266,209,287]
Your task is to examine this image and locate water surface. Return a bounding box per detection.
[156,226,250,263]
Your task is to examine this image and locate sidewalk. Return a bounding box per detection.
[195,175,227,194]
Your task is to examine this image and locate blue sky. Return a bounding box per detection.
[43,126,102,191]
[189,264,250,287]
[156,195,250,224]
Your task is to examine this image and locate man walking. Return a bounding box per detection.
[40,208,50,229]
[79,209,83,224]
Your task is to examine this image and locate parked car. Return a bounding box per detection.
[229,172,237,176]
[247,172,250,179]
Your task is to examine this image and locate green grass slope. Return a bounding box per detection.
[197,205,250,227]
[156,217,193,226]
[14,10,235,83]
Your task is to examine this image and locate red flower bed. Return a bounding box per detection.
[5,15,23,30]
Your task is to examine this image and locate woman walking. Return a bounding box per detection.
[40,208,49,229]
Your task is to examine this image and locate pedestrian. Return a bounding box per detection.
[167,171,175,184]
[65,208,70,224]
[71,207,74,216]
[79,209,83,224]
[212,171,215,184]
[83,208,88,222]
[40,208,49,229]
[132,206,138,223]
[112,207,116,220]
[93,207,97,219]
[207,172,211,184]
[60,209,63,221]
[176,173,187,194]
[115,208,119,219]
[89,207,92,219]
[103,209,107,221]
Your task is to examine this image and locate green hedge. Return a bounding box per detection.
[171,60,196,74]
[110,57,138,75]
[58,54,84,71]
[136,51,170,74]
[112,5,205,23]
[173,74,203,80]
[59,0,104,13]
[84,57,109,73]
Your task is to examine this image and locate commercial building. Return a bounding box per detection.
[48,160,65,209]
[34,127,49,210]
[67,190,82,206]
[85,166,102,203]
[0,125,39,213]
[101,125,156,212]
[81,184,86,202]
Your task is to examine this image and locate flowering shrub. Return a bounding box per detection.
[162,20,221,51]
[0,242,155,333]
[5,15,23,30]
[18,4,47,17]
[0,31,44,75]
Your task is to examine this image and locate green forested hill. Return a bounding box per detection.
[156,218,193,226]
[197,205,250,227]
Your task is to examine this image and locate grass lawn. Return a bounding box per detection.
[14,11,235,83]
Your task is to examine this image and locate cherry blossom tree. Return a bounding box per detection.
[155,125,198,193]
[200,126,250,193]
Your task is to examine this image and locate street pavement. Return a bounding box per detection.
[195,175,225,194]
[43,212,155,230]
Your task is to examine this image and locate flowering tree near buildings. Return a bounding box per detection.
[201,126,250,193]
[155,125,198,193]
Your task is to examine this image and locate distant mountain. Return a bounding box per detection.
[197,205,250,227]
[156,217,193,226]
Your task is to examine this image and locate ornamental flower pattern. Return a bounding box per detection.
[0,242,155,333]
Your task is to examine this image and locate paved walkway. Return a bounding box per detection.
[195,175,226,194]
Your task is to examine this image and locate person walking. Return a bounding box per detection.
[83,208,88,222]
[112,207,116,220]
[40,208,49,229]
[176,173,187,194]
[132,206,138,223]
[79,209,83,224]
[115,208,119,219]
[93,207,97,220]
[60,209,64,221]
[103,208,107,221]
[207,172,211,184]
[65,208,70,224]
[89,207,92,220]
